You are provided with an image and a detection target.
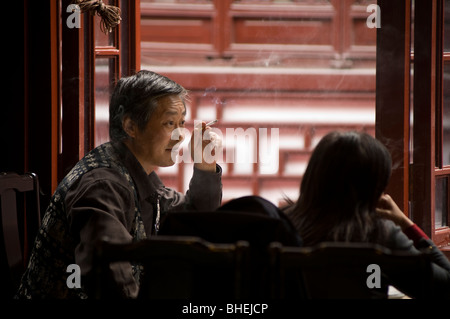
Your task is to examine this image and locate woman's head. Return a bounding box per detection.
[302,131,391,211]
[290,131,392,244]
[109,70,188,142]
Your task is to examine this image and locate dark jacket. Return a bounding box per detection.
[15,141,222,299]
[379,220,450,299]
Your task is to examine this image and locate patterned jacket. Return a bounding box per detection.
[15,141,222,299]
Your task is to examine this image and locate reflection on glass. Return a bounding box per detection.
[233,0,330,3]
[95,58,115,147]
[443,64,450,166]
[444,0,450,52]
[148,0,212,3]
[435,177,448,228]
[410,62,414,164]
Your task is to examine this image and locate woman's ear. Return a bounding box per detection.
[122,116,137,138]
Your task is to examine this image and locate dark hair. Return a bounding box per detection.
[109,70,188,141]
[287,131,392,246]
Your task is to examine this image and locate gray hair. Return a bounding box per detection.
[109,70,188,142]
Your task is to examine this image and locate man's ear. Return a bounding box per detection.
[122,116,137,138]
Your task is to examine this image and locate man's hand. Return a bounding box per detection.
[189,121,222,172]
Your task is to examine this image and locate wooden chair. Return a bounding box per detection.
[269,241,432,299]
[93,235,250,299]
[157,196,303,298]
[0,172,42,298]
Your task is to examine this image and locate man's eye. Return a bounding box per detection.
[180,120,186,127]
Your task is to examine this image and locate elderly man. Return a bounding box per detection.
[16,70,222,299]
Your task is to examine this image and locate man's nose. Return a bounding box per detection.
[171,127,185,142]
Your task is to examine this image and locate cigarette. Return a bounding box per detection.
[205,119,218,126]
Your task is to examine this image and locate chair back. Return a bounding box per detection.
[0,172,41,298]
[94,236,250,299]
[158,196,303,298]
[269,241,432,299]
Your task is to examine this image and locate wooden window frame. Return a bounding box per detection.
[58,0,140,182]
[412,0,450,250]
[377,0,450,258]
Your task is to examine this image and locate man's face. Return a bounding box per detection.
[132,95,186,170]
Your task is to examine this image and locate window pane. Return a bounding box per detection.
[445,0,450,52]
[140,0,377,203]
[94,0,117,47]
[95,58,115,147]
[443,64,450,165]
[435,177,448,228]
[234,0,331,3]
[147,0,212,3]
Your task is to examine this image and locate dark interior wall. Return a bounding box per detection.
[2,0,54,209]
[2,1,26,174]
